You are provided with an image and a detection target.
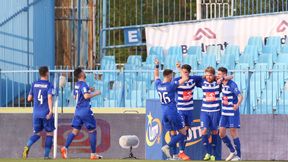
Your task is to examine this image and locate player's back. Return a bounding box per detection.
[30,80,53,118]
[155,79,178,111]
[74,81,92,115]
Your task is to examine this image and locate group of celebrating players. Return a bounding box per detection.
[154,59,243,161]
[22,67,102,160]
[21,59,243,161]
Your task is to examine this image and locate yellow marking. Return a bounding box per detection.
[0,107,145,114]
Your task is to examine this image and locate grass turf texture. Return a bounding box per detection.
[0,159,286,162]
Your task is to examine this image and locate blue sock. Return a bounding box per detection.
[26,134,40,148]
[168,133,186,146]
[168,135,177,155]
[44,136,53,157]
[222,136,235,153]
[89,131,97,153]
[233,138,241,158]
[179,132,188,152]
[202,134,212,154]
[211,134,218,156]
[65,133,75,149]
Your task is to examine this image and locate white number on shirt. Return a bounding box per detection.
[158,92,171,104]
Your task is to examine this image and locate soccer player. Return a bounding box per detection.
[22,66,55,159]
[61,67,101,160]
[174,63,203,160]
[217,67,243,161]
[200,67,222,161]
[154,59,188,160]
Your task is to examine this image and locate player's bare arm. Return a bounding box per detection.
[27,94,33,102]
[154,59,160,80]
[46,94,53,120]
[234,94,243,111]
[83,90,101,99]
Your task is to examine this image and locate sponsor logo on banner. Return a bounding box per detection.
[164,119,202,147]
[146,112,162,147]
[277,20,288,32]
[193,28,216,40]
[41,118,110,153]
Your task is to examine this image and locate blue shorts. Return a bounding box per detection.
[200,111,221,131]
[178,110,194,127]
[72,114,96,131]
[162,109,185,131]
[33,116,55,133]
[219,114,240,128]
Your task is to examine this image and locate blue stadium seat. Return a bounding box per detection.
[266,36,281,51]
[126,55,142,66]
[145,54,158,65]
[206,45,221,63]
[147,90,159,99]
[188,46,202,64]
[219,45,240,69]
[149,46,164,63]
[183,55,198,70]
[239,45,258,68]
[234,63,249,91]
[201,54,217,69]
[125,90,143,107]
[168,46,182,57]
[248,36,263,52]
[101,56,116,67]
[258,54,273,69]
[276,53,288,64]
[280,44,288,54]
[164,55,182,70]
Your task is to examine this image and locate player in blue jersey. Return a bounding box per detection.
[61,68,101,160]
[217,67,243,161]
[154,59,189,160]
[174,63,202,160]
[22,66,55,159]
[200,67,222,161]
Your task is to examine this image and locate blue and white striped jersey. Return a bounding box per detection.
[221,80,241,116]
[201,80,221,112]
[174,76,202,111]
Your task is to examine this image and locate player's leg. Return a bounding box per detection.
[178,111,190,161]
[230,115,241,161]
[83,115,102,160]
[161,114,173,159]
[219,116,236,161]
[210,111,221,161]
[61,115,82,159]
[201,112,212,161]
[43,117,55,159]
[23,118,43,159]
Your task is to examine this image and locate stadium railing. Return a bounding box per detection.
[1,69,288,115]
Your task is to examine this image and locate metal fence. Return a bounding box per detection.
[1,69,288,114]
[101,0,288,64]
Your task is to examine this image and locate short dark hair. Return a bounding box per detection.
[39,66,49,77]
[74,67,83,79]
[163,69,173,77]
[181,64,191,73]
[218,67,228,74]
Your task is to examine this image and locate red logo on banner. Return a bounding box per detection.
[193,28,216,40]
[277,20,288,32]
[41,118,110,153]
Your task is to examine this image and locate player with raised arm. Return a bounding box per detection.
[217,67,243,161]
[60,67,102,160]
[22,66,55,159]
[154,59,189,160]
[174,63,203,160]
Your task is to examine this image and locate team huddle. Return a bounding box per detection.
[21,62,242,161]
[154,59,243,161]
[22,67,102,160]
